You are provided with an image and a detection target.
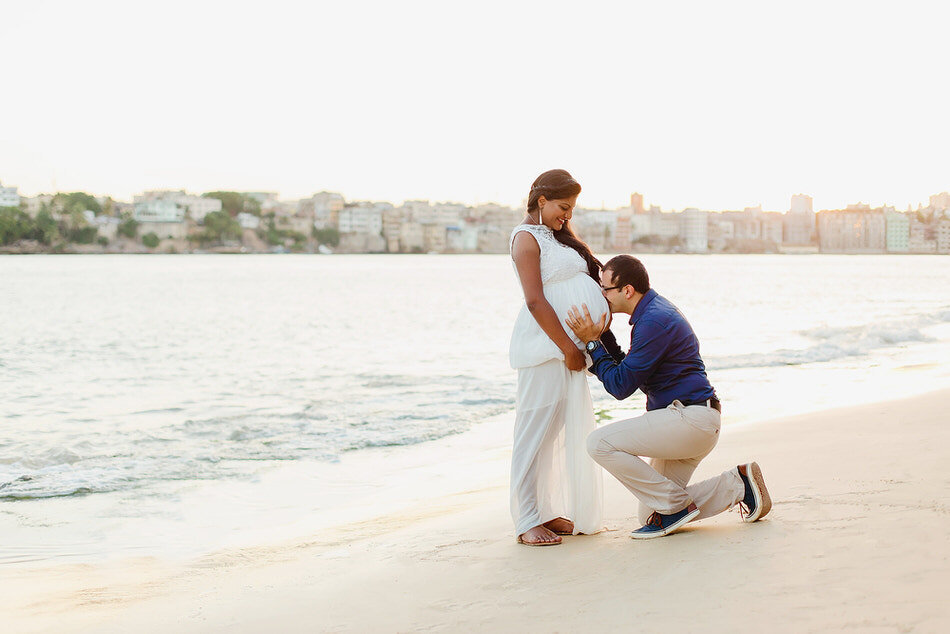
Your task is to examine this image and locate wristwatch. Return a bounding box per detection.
[585,340,600,354]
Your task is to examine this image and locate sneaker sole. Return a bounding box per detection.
[630,507,701,540]
[743,462,772,523]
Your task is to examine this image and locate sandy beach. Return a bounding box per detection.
[5,388,950,633]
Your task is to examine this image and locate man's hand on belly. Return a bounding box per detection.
[565,304,610,343]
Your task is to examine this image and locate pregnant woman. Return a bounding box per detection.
[508,168,618,546]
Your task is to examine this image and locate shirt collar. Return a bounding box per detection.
[629,288,658,325]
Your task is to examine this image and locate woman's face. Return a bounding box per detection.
[537,194,577,231]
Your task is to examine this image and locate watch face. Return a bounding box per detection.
[586,341,597,352]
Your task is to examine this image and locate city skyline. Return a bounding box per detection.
[6,178,950,215]
[5,181,949,256]
[3,2,950,211]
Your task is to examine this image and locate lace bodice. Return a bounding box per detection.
[509,224,587,285]
[508,223,609,369]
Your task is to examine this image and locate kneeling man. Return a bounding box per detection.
[566,255,771,539]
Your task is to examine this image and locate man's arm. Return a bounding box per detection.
[599,328,625,363]
[586,319,671,400]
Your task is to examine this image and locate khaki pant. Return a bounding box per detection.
[586,400,744,523]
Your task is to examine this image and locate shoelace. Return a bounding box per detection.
[645,512,663,527]
[736,501,749,519]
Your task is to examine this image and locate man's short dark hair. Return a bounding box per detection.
[604,255,650,294]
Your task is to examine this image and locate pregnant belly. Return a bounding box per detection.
[543,276,610,346]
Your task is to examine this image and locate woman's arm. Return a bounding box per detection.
[512,232,586,371]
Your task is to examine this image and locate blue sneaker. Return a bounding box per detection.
[630,503,700,539]
[737,462,772,522]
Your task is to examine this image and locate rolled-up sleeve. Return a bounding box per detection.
[589,319,671,400]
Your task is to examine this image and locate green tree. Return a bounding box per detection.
[313,227,340,247]
[287,231,307,251]
[118,216,139,239]
[68,226,98,244]
[202,191,244,216]
[53,192,102,215]
[142,232,160,248]
[244,197,262,216]
[198,210,242,243]
[0,207,35,245]
[202,191,263,217]
[34,209,60,245]
[263,223,283,246]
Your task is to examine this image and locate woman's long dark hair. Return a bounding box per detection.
[527,169,603,281]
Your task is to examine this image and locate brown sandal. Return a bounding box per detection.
[543,518,575,536]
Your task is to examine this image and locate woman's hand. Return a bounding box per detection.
[563,345,587,372]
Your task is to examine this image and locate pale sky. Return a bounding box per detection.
[2,0,949,212]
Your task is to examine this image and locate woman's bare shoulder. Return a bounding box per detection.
[511,229,540,256]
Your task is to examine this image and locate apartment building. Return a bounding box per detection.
[817,210,886,253]
[0,181,20,207]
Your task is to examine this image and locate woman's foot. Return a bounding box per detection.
[518,525,562,546]
[543,517,575,535]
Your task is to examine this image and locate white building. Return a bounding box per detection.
[629,210,708,251]
[338,203,385,235]
[937,219,950,254]
[908,218,936,253]
[133,190,221,222]
[402,200,433,220]
[817,210,886,253]
[183,196,222,222]
[573,209,617,253]
[312,191,345,229]
[93,216,120,241]
[0,181,20,208]
[614,209,632,250]
[243,192,278,205]
[680,209,709,252]
[134,199,185,223]
[431,202,468,225]
[630,211,679,243]
[760,212,784,245]
[885,212,910,252]
[790,194,813,214]
[399,221,425,252]
[929,192,950,211]
[630,214,653,241]
[783,212,816,245]
[237,212,260,229]
[446,224,479,252]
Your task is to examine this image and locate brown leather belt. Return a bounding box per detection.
[683,397,721,412]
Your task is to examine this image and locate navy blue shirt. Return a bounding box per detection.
[588,289,716,410]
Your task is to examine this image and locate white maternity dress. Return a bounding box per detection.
[508,223,607,536]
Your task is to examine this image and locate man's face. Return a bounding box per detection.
[599,268,624,313]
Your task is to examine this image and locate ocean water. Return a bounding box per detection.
[2,254,949,564]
